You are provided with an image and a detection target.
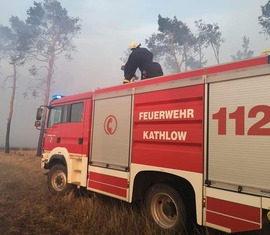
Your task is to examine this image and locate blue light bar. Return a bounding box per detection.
[52,94,64,100]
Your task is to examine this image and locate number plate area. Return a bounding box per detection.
[208,75,270,196]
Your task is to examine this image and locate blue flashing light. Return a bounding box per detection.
[52,94,64,100]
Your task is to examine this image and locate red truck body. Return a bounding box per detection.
[39,55,270,233]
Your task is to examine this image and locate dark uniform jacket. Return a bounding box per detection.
[124,47,163,81]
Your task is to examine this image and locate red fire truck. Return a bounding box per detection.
[36,55,270,233]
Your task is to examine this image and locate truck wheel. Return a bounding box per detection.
[48,164,71,195]
[145,184,186,231]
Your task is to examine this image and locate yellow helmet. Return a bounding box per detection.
[260,50,270,56]
[128,41,141,49]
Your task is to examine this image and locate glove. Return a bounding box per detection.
[123,79,130,84]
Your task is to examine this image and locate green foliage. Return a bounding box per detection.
[26,0,81,60]
[146,15,225,74]
[193,22,208,68]
[0,26,15,52]
[9,16,33,54]
[195,20,224,64]
[0,17,30,64]
[22,0,82,156]
[0,17,31,154]
[259,0,270,38]
[146,15,196,73]
[22,0,82,99]
[231,36,254,61]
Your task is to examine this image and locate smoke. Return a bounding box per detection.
[0,0,268,148]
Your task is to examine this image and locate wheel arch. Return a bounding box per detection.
[47,154,67,169]
[132,170,197,223]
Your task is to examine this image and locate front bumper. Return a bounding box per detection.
[41,153,50,169]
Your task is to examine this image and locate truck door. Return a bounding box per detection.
[44,100,89,155]
[44,105,68,151]
[61,102,85,154]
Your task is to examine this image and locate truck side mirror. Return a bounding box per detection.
[34,120,41,129]
[36,107,43,120]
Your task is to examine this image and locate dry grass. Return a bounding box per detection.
[0,150,266,235]
[0,150,187,235]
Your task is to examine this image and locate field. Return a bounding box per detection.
[0,150,195,235]
[0,150,267,235]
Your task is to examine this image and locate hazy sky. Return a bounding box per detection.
[0,0,269,148]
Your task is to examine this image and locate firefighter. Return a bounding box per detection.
[122,41,163,84]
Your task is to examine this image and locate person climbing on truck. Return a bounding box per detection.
[122,41,163,84]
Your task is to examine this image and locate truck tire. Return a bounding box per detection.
[145,184,186,231]
[48,164,71,195]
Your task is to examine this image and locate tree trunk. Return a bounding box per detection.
[5,120,11,153]
[168,33,181,72]
[183,43,188,71]
[36,86,51,156]
[211,43,220,64]
[36,43,56,156]
[5,63,17,154]
[36,120,46,156]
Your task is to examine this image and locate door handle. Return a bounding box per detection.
[78,138,83,145]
